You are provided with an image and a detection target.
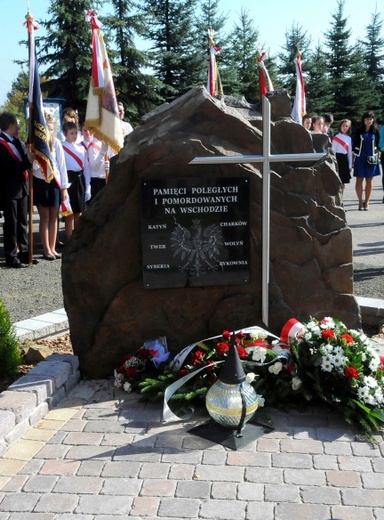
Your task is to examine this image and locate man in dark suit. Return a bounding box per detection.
[0,112,35,268]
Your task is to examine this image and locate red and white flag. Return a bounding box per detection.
[291,53,306,124]
[206,29,223,98]
[84,10,123,154]
[257,50,274,99]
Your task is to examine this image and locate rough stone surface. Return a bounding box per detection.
[62,86,360,378]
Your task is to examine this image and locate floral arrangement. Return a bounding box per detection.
[289,317,384,438]
[114,337,170,393]
[114,317,384,441]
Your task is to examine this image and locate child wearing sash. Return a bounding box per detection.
[81,125,112,200]
[62,121,90,237]
[33,115,69,260]
[332,119,352,200]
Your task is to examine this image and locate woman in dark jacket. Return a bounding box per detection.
[352,110,380,210]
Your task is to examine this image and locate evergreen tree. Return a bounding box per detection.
[359,9,384,119]
[194,0,229,89]
[141,0,202,101]
[101,0,163,122]
[223,8,260,101]
[324,0,369,126]
[37,0,101,118]
[305,44,333,117]
[277,23,312,97]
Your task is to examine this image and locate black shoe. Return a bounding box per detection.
[56,241,65,249]
[18,253,39,265]
[6,257,27,269]
[43,254,56,261]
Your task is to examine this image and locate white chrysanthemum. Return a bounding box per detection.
[321,317,336,329]
[252,348,268,363]
[303,331,313,341]
[364,376,378,389]
[291,376,302,390]
[268,361,283,374]
[320,344,333,355]
[123,382,132,392]
[332,354,348,368]
[321,358,333,372]
[245,372,256,383]
[374,387,384,404]
[332,346,345,357]
[369,357,380,371]
[357,386,371,402]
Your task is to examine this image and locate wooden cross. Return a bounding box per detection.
[189,95,325,326]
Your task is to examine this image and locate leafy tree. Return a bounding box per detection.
[359,8,384,119]
[141,0,202,101]
[0,72,30,140]
[324,0,370,126]
[101,0,163,122]
[0,300,22,378]
[37,0,102,118]
[223,8,260,101]
[277,23,312,97]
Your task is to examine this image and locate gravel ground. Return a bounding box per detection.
[1,183,383,325]
[0,212,65,323]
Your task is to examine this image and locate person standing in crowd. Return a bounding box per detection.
[311,116,325,133]
[302,114,312,130]
[118,102,133,138]
[33,115,69,260]
[323,113,334,139]
[62,121,90,237]
[0,112,36,268]
[57,107,82,143]
[81,124,112,200]
[379,119,384,203]
[352,110,380,211]
[332,119,353,201]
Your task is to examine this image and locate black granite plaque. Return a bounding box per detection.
[141,177,250,288]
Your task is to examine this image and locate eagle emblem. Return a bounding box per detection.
[170,219,224,277]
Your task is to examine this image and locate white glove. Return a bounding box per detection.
[85,186,91,202]
[104,161,110,171]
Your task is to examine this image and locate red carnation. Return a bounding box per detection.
[191,350,204,366]
[345,366,359,379]
[139,348,151,358]
[322,329,335,340]
[340,333,354,344]
[222,330,232,340]
[180,368,188,377]
[206,360,215,372]
[236,346,248,359]
[216,342,230,355]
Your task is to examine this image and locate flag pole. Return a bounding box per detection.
[26,10,35,266]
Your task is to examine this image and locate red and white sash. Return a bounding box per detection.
[333,135,349,153]
[62,144,84,170]
[81,140,101,153]
[0,137,29,180]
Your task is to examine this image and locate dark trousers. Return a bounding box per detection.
[3,196,28,263]
[91,177,106,199]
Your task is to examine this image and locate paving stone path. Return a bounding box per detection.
[0,379,383,519]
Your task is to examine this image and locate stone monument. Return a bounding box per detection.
[62,86,361,378]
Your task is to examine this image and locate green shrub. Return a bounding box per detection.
[0,299,22,378]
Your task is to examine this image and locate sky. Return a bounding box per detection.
[0,0,382,105]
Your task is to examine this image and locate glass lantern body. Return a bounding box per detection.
[205,380,259,428]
